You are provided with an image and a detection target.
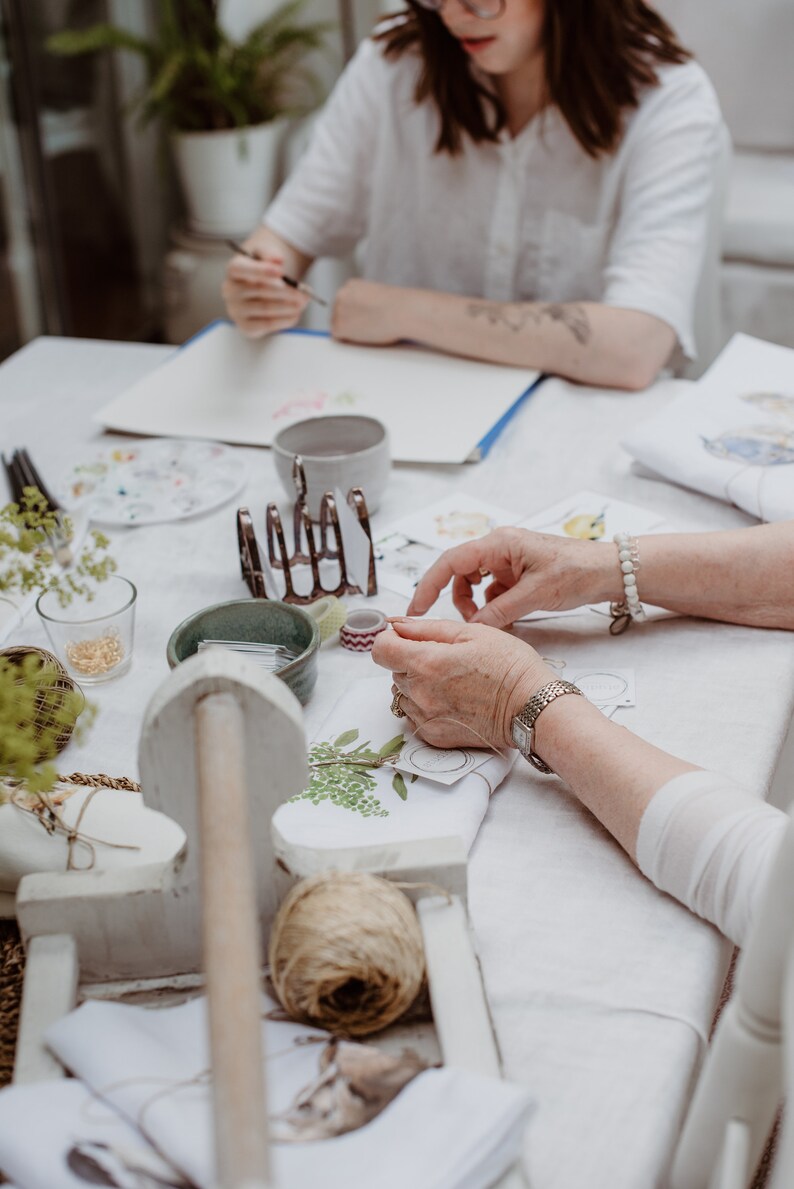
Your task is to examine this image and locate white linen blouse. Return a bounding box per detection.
[265,32,726,360]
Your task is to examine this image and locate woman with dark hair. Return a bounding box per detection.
[223,0,726,390]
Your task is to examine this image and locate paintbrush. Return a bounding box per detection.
[226,239,328,307]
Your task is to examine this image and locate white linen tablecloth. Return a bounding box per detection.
[3,335,794,1189]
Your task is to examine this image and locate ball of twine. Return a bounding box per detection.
[268,871,426,1037]
[0,646,83,761]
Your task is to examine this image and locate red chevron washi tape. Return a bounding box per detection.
[339,608,388,652]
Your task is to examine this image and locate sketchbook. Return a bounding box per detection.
[93,323,542,465]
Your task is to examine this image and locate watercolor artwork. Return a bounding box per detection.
[94,324,539,464]
[374,532,442,600]
[519,490,668,541]
[385,493,520,554]
[56,438,245,527]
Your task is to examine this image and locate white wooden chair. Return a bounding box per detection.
[670,802,794,1189]
[12,651,524,1189]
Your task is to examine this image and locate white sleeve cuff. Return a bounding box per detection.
[636,770,787,947]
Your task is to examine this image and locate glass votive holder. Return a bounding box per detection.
[36,575,137,684]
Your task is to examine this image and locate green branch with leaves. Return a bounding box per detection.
[292,729,417,819]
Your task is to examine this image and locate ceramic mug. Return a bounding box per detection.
[272,415,391,518]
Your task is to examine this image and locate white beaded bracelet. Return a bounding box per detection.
[610,531,647,634]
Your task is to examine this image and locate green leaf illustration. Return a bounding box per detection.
[334,729,359,748]
[392,771,408,801]
[378,734,404,758]
[410,773,419,783]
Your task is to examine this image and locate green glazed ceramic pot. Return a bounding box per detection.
[166,599,320,705]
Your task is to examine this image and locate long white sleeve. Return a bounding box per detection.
[635,770,788,947]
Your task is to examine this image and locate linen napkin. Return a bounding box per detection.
[621,333,794,521]
[35,994,532,1189]
[0,786,184,893]
[273,675,514,854]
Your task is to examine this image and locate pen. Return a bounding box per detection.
[225,239,328,307]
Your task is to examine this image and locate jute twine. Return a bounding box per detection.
[268,871,426,1037]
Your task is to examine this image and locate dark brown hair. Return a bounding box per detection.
[376,1,691,157]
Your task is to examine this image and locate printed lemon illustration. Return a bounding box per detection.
[563,510,606,540]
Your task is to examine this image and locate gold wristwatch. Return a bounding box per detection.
[510,679,583,773]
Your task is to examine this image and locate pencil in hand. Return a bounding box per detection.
[225,239,328,307]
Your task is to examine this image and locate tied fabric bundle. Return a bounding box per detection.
[621,334,794,522]
[274,675,514,855]
[0,995,532,1189]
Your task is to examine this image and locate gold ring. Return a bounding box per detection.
[390,690,406,718]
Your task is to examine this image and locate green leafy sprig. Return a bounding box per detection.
[0,488,116,608]
[291,729,409,818]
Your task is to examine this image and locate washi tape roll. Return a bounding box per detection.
[339,608,388,653]
[306,595,347,643]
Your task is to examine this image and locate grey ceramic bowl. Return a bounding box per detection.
[166,599,320,705]
[272,414,391,518]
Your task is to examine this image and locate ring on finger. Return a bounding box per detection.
[390,689,406,718]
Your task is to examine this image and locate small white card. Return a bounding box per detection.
[519,490,668,540]
[393,737,498,787]
[384,492,520,552]
[570,667,636,713]
[374,531,443,600]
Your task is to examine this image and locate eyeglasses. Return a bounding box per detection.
[413,0,506,20]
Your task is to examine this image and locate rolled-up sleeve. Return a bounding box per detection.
[602,66,727,360]
[265,39,386,261]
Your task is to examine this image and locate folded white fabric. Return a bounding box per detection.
[621,333,794,521]
[273,675,514,854]
[0,786,184,893]
[636,769,787,947]
[35,995,531,1189]
[0,1079,183,1189]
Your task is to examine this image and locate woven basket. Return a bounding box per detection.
[0,645,83,760]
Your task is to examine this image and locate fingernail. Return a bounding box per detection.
[388,616,408,624]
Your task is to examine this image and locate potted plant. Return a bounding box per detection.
[47,0,332,237]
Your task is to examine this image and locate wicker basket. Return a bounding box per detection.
[0,645,84,760]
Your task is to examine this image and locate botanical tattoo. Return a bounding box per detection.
[467,301,592,345]
[291,728,409,818]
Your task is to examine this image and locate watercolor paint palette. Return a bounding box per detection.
[57,438,246,527]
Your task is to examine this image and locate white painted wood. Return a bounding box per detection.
[417,894,500,1080]
[708,1121,752,1189]
[195,692,270,1189]
[671,803,794,1188]
[13,935,78,1084]
[14,651,524,1186]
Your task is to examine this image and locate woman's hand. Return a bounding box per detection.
[331,279,409,345]
[221,228,309,338]
[371,617,556,750]
[407,527,620,627]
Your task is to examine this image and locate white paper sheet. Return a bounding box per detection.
[94,324,540,465]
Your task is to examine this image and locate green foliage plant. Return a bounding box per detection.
[1,489,115,792]
[293,729,409,818]
[46,0,332,133]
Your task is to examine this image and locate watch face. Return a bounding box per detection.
[511,718,530,754]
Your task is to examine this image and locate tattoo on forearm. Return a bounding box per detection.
[466,301,592,346]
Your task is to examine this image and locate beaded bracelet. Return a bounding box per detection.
[609,531,647,635]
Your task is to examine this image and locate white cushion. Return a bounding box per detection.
[723,151,794,266]
[653,1,794,150]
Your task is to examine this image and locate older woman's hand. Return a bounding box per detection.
[371,616,557,750]
[407,527,620,628]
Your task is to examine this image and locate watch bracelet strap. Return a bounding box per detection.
[514,679,584,773]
